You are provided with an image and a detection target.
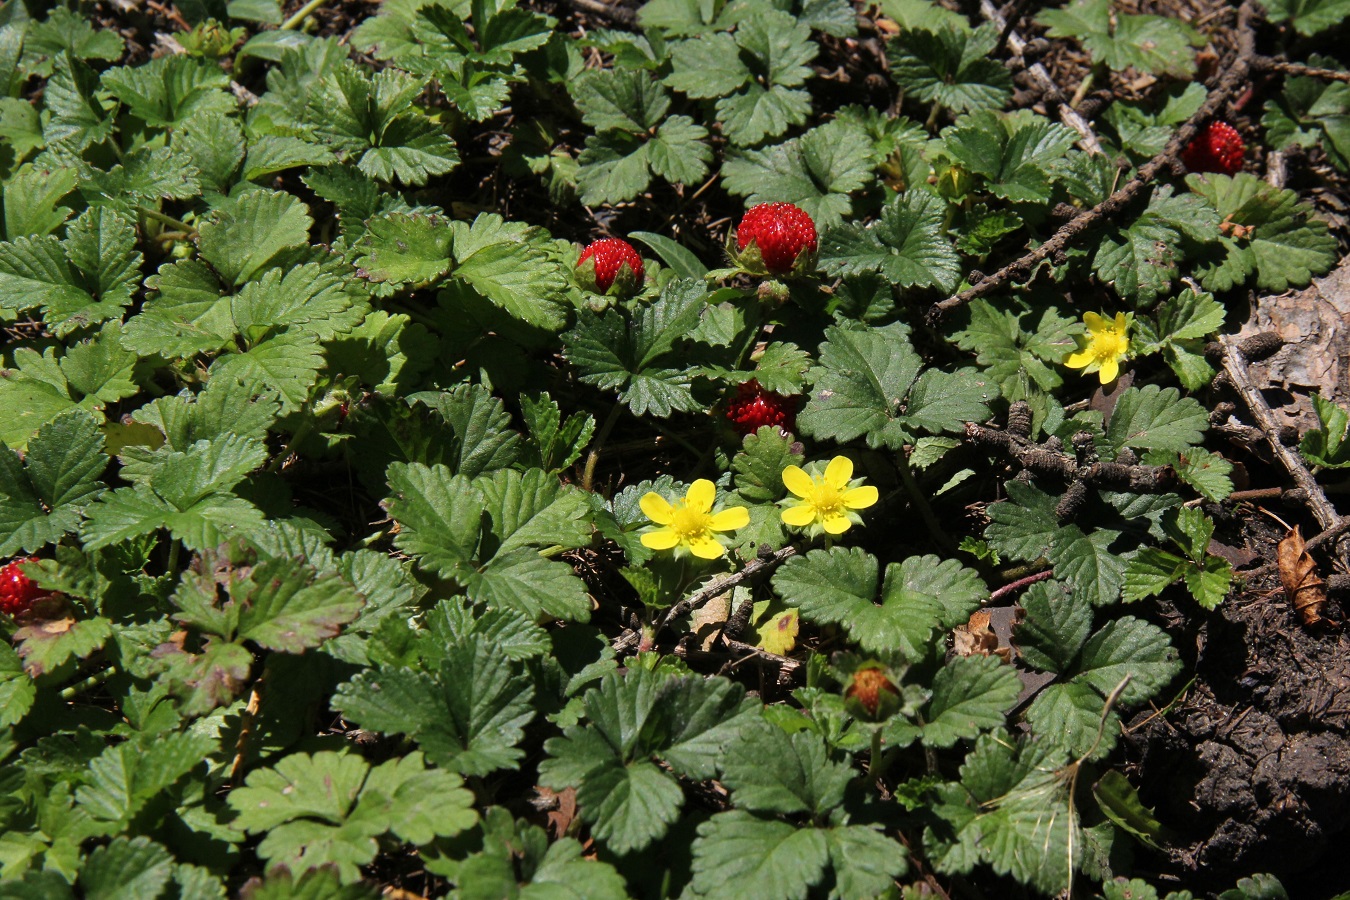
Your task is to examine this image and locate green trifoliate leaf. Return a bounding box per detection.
[1143,447,1233,502]
[563,279,709,417]
[1093,187,1220,304]
[1016,580,1092,674]
[519,392,595,473]
[133,377,280,452]
[197,188,313,286]
[1255,0,1350,35]
[242,134,338,183]
[1025,681,1118,760]
[0,642,35,726]
[886,23,1012,114]
[74,732,215,828]
[334,639,535,776]
[355,210,453,285]
[1076,616,1182,704]
[0,331,139,450]
[229,750,476,884]
[22,9,124,76]
[1263,60,1350,172]
[731,427,803,504]
[772,547,985,659]
[941,110,1078,204]
[1038,0,1201,77]
[952,299,1077,400]
[818,190,962,291]
[1104,384,1208,454]
[230,263,365,343]
[307,64,459,186]
[208,331,326,414]
[0,205,141,336]
[573,65,672,132]
[688,811,830,900]
[79,837,175,900]
[540,668,756,854]
[798,323,990,449]
[719,725,851,816]
[1300,392,1350,468]
[82,435,271,552]
[43,53,117,152]
[928,733,1076,894]
[100,54,235,128]
[1103,82,1207,160]
[1132,287,1224,390]
[722,120,874,227]
[446,213,569,331]
[405,384,526,478]
[922,654,1021,747]
[1187,173,1338,293]
[666,10,816,146]
[172,113,245,195]
[76,145,202,214]
[0,409,106,556]
[0,97,45,163]
[2,163,78,241]
[386,462,484,579]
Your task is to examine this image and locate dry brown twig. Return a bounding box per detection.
[1219,337,1350,570]
[1254,57,1350,83]
[929,1,1260,323]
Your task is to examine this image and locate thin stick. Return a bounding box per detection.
[1255,57,1350,83]
[930,1,1258,322]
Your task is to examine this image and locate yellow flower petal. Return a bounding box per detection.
[782,465,814,498]
[1064,348,1094,370]
[781,504,817,527]
[1082,311,1107,332]
[1114,312,1129,333]
[639,492,674,526]
[641,529,680,550]
[843,485,878,510]
[1098,355,1120,384]
[821,513,852,535]
[685,479,715,514]
[709,506,750,531]
[688,535,726,559]
[824,455,853,489]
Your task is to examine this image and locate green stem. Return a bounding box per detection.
[167,539,181,576]
[60,666,118,701]
[582,403,624,493]
[266,416,316,474]
[137,206,195,235]
[280,0,330,30]
[866,726,884,780]
[895,449,957,554]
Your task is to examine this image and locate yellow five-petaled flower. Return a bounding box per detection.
[780,456,878,536]
[640,480,749,559]
[1064,311,1130,385]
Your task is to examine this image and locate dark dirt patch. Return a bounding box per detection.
[1125,568,1350,896]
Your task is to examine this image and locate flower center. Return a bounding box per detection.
[1092,331,1127,361]
[670,504,713,540]
[808,483,846,517]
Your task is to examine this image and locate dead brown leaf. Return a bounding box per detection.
[1277,527,1333,626]
[952,609,1011,662]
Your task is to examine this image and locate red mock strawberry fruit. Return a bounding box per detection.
[0,558,43,616]
[725,380,798,436]
[1181,121,1245,175]
[845,666,900,721]
[577,238,644,295]
[734,202,818,276]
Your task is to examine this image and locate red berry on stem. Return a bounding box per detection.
[725,380,798,436]
[0,558,42,616]
[1181,121,1245,175]
[736,202,817,276]
[578,238,644,294]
